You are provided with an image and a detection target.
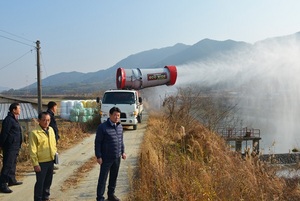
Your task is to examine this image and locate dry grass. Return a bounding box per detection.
[127,111,300,201]
[56,119,91,151]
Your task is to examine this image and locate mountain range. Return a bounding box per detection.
[2,31,300,95]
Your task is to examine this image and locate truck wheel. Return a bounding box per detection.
[133,124,137,130]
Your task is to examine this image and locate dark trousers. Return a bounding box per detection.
[97,157,121,201]
[34,161,54,201]
[0,149,19,184]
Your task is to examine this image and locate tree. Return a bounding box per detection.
[163,85,239,132]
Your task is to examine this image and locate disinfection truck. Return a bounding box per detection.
[100,66,177,130]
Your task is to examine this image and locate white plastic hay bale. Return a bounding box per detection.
[70,115,78,122]
[79,108,87,116]
[60,101,68,114]
[70,108,80,116]
[67,100,75,114]
[79,115,88,123]
[85,108,93,116]
[67,100,75,108]
[93,108,97,115]
[85,100,91,108]
[91,100,98,108]
[74,100,83,109]
[81,100,87,108]
[88,115,93,121]
[86,100,97,108]
[60,113,70,120]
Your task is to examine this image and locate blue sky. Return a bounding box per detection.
[1,0,300,89]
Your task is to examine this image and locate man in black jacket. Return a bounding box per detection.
[0,103,23,193]
[47,101,60,172]
[46,101,60,142]
[95,107,126,201]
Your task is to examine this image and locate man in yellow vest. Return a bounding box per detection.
[29,112,57,201]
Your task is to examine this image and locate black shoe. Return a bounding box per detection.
[0,183,13,193]
[107,194,120,201]
[8,181,23,186]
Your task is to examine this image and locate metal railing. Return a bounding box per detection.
[217,127,261,139]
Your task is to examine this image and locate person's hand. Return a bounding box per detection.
[34,165,41,172]
[97,157,102,165]
[122,153,127,160]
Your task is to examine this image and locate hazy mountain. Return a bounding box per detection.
[4,32,300,95]
[0,86,10,92]
[42,71,86,86]
[23,43,190,93]
[157,39,251,66]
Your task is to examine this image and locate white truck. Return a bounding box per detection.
[100,66,177,130]
[100,89,143,130]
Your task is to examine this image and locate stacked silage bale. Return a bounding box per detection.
[60,100,75,120]
[60,100,98,122]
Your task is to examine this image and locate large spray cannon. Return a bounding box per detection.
[116,65,177,90]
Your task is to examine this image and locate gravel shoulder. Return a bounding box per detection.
[0,113,147,201]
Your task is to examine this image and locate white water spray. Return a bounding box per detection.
[175,35,300,153]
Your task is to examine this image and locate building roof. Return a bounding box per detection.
[0,103,38,121]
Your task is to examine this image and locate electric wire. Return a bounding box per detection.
[40,51,48,78]
[0,30,38,89]
[0,34,35,48]
[0,29,34,43]
[0,30,48,89]
[0,49,34,71]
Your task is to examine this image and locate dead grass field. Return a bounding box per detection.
[127,111,300,201]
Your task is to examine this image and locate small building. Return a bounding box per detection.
[217,127,262,155]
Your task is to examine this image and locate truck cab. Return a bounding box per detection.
[100,89,143,130]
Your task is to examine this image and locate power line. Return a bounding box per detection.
[40,51,48,78]
[0,49,34,71]
[0,34,35,47]
[0,29,34,43]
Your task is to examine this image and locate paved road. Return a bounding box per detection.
[0,114,147,201]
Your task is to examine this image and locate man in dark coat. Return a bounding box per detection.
[95,107,126,201]
[46,101,60,142]
[0,103,23,193]
[46,101,60,172]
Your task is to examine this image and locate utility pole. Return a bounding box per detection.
[36,40,42,113]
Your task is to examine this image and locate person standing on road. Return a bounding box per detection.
[95,107,126,201]
[46,101,60,172]
[0,103,23,193]
[29,112,57,201]
[46,101,60,143]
